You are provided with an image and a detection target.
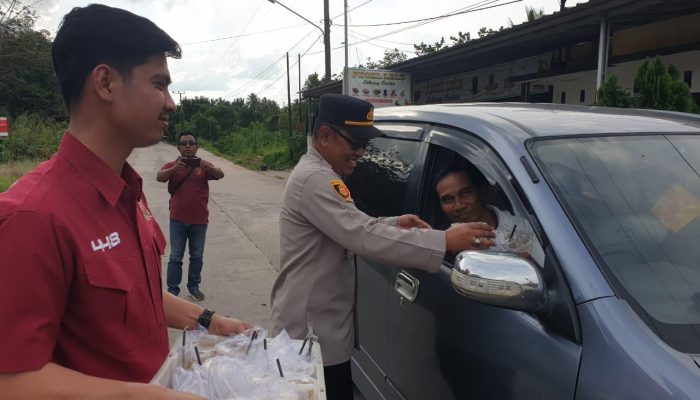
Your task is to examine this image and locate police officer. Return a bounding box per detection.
[270,94,496,400]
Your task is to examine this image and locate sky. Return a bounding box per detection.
[31,0,589,106]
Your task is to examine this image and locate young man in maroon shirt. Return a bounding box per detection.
[0,4,249,399]
[157,131,224,301]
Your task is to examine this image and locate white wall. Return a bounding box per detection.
[543,50,700,105]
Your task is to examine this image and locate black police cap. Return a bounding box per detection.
[316,94,384,141]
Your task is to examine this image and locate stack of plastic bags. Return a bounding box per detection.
[171,328,319,400]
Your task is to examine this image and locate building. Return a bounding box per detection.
[302,0,700,107]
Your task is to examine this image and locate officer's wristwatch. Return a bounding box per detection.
[197,308,215,329]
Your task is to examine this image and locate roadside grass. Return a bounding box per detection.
[209,124,306,171]
[0,159,40,192]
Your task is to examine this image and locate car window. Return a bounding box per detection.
[346,134,422,217]
[422,142,545,267]
[531,134,700,352]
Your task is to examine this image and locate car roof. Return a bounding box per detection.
[373,103,700,139]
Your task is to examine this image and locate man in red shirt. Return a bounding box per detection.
[157,131,224,301]
[0,5,249,399]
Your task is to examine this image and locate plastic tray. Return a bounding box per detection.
[151,332,326,400]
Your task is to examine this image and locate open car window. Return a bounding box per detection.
[422,142,545,267]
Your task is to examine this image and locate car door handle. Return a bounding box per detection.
[395,270,420,304]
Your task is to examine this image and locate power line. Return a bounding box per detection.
[224,29,320,100]
[337,0,514,27]
[349,29,414,46]
[181,23,308,46]
[221,55,285,100]
[330,0,372,20]
[348,32,417,55]
[308,0,522,54]
[256,33,323,98]
[184,1,266,92]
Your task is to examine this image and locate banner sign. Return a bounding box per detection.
[343,68,412,108]
[0,117,9,138]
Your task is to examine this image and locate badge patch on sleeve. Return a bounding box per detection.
[330,179,352,201]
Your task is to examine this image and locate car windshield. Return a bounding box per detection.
[531,134,700,353]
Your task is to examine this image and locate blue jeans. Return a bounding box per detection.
[167,219,208,294]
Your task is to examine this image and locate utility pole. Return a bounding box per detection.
[267,0,329,82]
[323,0,331,82]
[172,90,185,138]
[560,0,566,11]
[286,53,293,161]
[298,54,302,123]
[344,0,348,75]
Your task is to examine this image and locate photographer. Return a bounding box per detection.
[157,132,224,301]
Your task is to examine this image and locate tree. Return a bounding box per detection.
[594,75,634,108]
[449,31,471,45]
[634,56,699,113]
[509,6,546,27]
[360,48,407,69]
[303,72,323,91]
[0,1,64,118]
[477,26,505,38]
[414,37,446,56]
[413,32,472,56]
[525,6,545,22]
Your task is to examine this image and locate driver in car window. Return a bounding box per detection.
[435,162,545,266]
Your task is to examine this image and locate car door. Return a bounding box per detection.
[345,123,429,400]
[383,126,582,400]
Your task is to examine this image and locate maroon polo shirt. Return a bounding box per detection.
[161,160,218,224]
[0,132,168,382]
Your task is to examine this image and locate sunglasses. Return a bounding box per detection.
[329,126,370,150]
[179,140,197,146]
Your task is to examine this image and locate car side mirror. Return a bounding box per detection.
[451,250,547,314]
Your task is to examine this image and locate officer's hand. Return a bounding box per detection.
[208,314,252,336]
[445,222,496,253]
[397,214,432,229]
[125,382,205,399]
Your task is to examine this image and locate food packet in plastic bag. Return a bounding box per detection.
[172,364,209,398]
[215,327,268,358]
[266,329,315,377]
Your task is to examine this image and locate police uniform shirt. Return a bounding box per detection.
[271,146,445,366]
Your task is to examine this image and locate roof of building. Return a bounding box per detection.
[301,0,700,99]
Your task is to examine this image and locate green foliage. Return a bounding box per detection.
[413,27,503,56]
[477,26,504,38]
[359,48,408,69]
[0,113,66,163]
[525,6,545,22]
[414,37,446,56]
[213,122,305,170]
[634,57,699,113]
[303,72,323,91]
[0,158,40,192]
[0,3,65,119]
[595,75,634,108]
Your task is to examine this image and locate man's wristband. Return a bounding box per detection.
[197,308,215,329]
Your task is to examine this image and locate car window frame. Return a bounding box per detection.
[422,124,546,263]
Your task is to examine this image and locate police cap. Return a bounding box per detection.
[316,94,384,141]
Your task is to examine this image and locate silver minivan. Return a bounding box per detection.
[346,103,700,400]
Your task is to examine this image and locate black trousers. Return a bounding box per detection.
[324,361,353,400]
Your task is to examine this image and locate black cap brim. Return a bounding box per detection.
[346,124,385,141]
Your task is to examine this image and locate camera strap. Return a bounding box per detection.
[169,166,196,197]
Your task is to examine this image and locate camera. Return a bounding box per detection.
[181,157,201,168]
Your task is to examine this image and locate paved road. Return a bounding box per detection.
[132,143,365,399]
[128,142,288,337]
